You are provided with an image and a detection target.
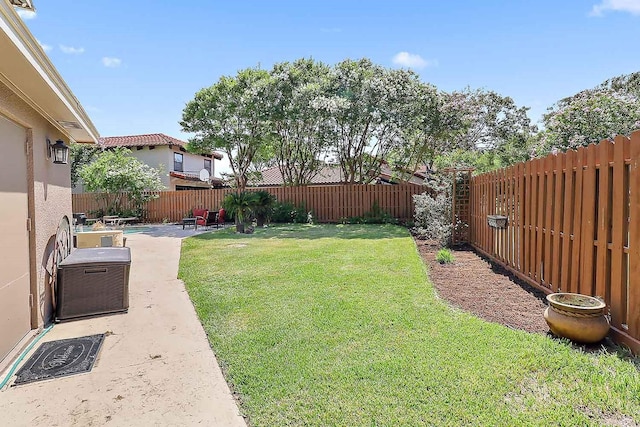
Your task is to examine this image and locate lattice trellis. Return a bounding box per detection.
[445,168,473,245]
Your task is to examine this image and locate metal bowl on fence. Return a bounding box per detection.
[487,215,508,229]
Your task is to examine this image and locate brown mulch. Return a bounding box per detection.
[414,238,550,334]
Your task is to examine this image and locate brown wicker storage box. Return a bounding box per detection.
[56,247,131,321]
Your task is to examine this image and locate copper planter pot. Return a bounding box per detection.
[543,293,610,344]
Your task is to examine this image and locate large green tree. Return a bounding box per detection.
[541,71,640,152]
[397,88,535,174]
[600,71,640,98]
[433,134,538,174]
[454,88,535,152]
[314,59,422,183]
[181,58,538,184]
[80,147,164,216]
[70,142,100,188]
[181,68,272,192]
[390,87,465,175]
[542,88,640,152]
[266,58,331,185]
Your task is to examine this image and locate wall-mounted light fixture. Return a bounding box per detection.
[47,138,70,165]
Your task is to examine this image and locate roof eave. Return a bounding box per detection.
[0,1,99,143]
[9,1,34,11]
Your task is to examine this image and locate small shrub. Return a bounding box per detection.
[271,200,312,223]
[89,208,106,219]
[436,248,455,264]
[413,174,452,247]
[343,200,399,224]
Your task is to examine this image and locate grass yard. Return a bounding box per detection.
[179,224,640,426]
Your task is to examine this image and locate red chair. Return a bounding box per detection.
[217,208,225,227]
[193,208,209,228]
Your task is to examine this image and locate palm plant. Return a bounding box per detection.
[250,190,276,227]
[223,191,257,233]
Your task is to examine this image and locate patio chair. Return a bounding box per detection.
[204,210,219,228]
[217,208,226,228]
[72,212,87,225]
[192,208,209,228]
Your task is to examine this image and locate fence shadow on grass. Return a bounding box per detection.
[191,223,409,241]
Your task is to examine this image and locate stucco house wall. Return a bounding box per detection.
[180,149,214,176]
[0,79,71,327]
[0,0,98,367]
[128,146,173,188]
[127,146,215,188]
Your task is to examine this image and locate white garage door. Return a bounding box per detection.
[0,114,31,363]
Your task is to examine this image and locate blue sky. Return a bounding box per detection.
[16,0,640,176]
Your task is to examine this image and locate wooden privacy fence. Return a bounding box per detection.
[72,183,424,224]
[469,130,640,353]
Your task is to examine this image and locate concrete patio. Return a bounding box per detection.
[0,225,246,426]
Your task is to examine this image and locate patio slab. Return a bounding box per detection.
[0,226,246,426]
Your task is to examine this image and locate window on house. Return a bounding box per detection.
[204,158,212,173]
[174,152,183,172]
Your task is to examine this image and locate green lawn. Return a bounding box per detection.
[179,224,640,426]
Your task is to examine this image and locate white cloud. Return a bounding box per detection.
[59,45,85,55]
[101,57,122,68]
[391,52,437,69]
[591,0,640,16]
[36,39,52,52]
[16,9,36,20]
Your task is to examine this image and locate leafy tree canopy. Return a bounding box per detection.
[453,88,535,151]
[266,58,332,185]
[181,68,272,191]
[316,59,424,183]
[181,58,537,183]
[80,147,164,216]
[541,72,640,151]
[70,142,100,187]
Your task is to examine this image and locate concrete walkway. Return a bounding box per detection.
[0,226,246,426]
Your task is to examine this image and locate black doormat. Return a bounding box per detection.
[13,334,105,386]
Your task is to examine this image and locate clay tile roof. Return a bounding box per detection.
[98,133,223,160]
[378,163,425,185]
[250,165,345,186]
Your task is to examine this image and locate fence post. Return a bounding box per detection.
[628,130,640,340]
[610,135,628,329]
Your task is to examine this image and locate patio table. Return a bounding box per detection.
[103,215,119,226]
[182,217,197,230]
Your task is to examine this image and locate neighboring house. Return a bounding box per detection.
[0,1,99,364]
[250,165,345,187]
[97,133,224,191]
[377,163,427,185]
[248,163,427,187]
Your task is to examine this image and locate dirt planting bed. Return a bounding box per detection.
[414,238,550,334]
